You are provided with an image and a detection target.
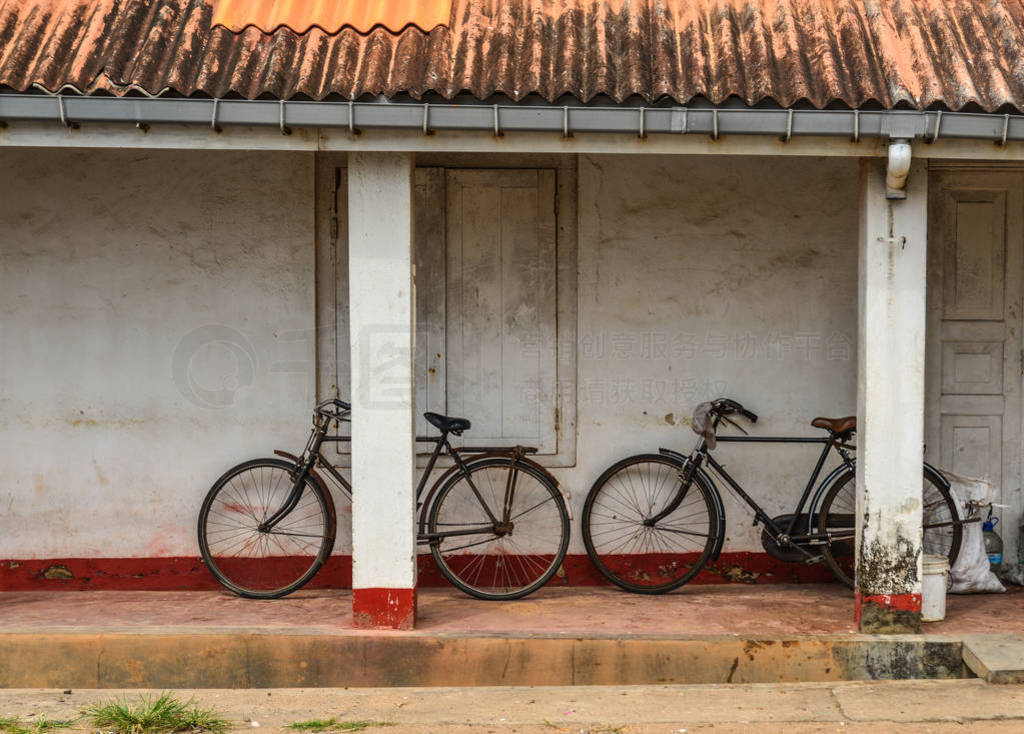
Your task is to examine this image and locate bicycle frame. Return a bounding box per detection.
[709,435,854,545]
[266,410,540,546]
[654,430,856,557]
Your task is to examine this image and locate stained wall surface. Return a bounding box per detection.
[573,154,859,552]
[0,148,316,558]
[0,149,858,563]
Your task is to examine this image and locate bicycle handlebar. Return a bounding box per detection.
[713,398,758,424]
[314,398,351,420]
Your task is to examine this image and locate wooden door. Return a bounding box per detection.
[445,169,558,451]
[926,169,1023,562]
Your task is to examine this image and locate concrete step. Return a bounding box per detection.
[0,631,967,688]
[963,636,1024,684]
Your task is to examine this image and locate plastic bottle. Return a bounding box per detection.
[983,517,1003,570]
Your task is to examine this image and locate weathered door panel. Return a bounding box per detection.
[927,170,1023,561]
[445,169,558,451]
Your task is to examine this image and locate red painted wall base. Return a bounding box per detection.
[0,552,840,591]
[352,587,416,630]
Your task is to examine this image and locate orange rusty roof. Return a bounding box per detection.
[2,0,1024,111]
[209,0,453,34]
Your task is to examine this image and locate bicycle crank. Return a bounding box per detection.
[759,514,814,563]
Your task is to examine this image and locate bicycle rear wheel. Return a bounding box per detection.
[198,458,337,599]
[819,466,962,589]
[427,457,569,600]
[582,454,721,594]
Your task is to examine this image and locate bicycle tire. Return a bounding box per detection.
[582,454,720,594]
[427,457,569,601]
[198,458,337,599]
[819,465,962,589]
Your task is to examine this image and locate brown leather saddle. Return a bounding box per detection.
[810,416,856,434]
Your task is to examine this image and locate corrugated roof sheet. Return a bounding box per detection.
[2,0,1024,111]
[209,0,453,35]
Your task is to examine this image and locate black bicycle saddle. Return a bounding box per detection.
[424,412,472,435]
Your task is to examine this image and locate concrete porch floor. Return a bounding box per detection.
[0,584,1021,636]
[0,585,1020,688]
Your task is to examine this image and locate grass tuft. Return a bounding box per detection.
[287,720,392,732]
[82,692,229,733]
[287,720,341,732]
[0,716,76,734]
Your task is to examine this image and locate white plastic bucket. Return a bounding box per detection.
[922,554,950,622]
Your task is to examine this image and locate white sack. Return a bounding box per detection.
[998,564,1024,586]
[943,472,1005,594]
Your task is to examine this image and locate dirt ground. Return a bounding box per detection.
[1,680,1023,733]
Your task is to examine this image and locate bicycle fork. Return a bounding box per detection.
[645,453,702,526]
[260,426,327,533]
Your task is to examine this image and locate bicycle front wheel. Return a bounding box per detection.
[582,454,720,594]
[427,457,569,600]
[819,466,962,589]
[198,458,337,599]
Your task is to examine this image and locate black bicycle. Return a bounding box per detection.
[582,398,963,593]
[198,398,570,601]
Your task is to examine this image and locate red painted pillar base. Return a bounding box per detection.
[855,590,922,634]
[352,588,417,630]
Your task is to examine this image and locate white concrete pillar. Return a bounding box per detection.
[348,152,417,629]
[856,155,928,633]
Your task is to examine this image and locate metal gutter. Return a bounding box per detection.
[0,94,1022,144]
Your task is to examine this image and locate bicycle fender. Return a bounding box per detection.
[417,452,571,531]
[510,454,572,520]
[272,450,338,526]
[806,462,854,533]
[658,448,727,561]
[924,461,951,489]
[806,461,951,532]
[416,453,511,533]
[484,453,572,519]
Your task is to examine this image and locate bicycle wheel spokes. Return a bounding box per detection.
[199,459,335,598]
[922,479,957,561]
[582,455,718,594]
[819,467,962,590]
[428,459,569,600]
[819,473,856,587]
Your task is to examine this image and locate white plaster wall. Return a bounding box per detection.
[1,148,315,558]
[1,149,857,560]
[561,154,859,552]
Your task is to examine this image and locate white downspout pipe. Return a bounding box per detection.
[886,138,912,199]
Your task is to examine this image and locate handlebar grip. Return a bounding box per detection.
[740,408,758,423]
[333,399,351,410]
